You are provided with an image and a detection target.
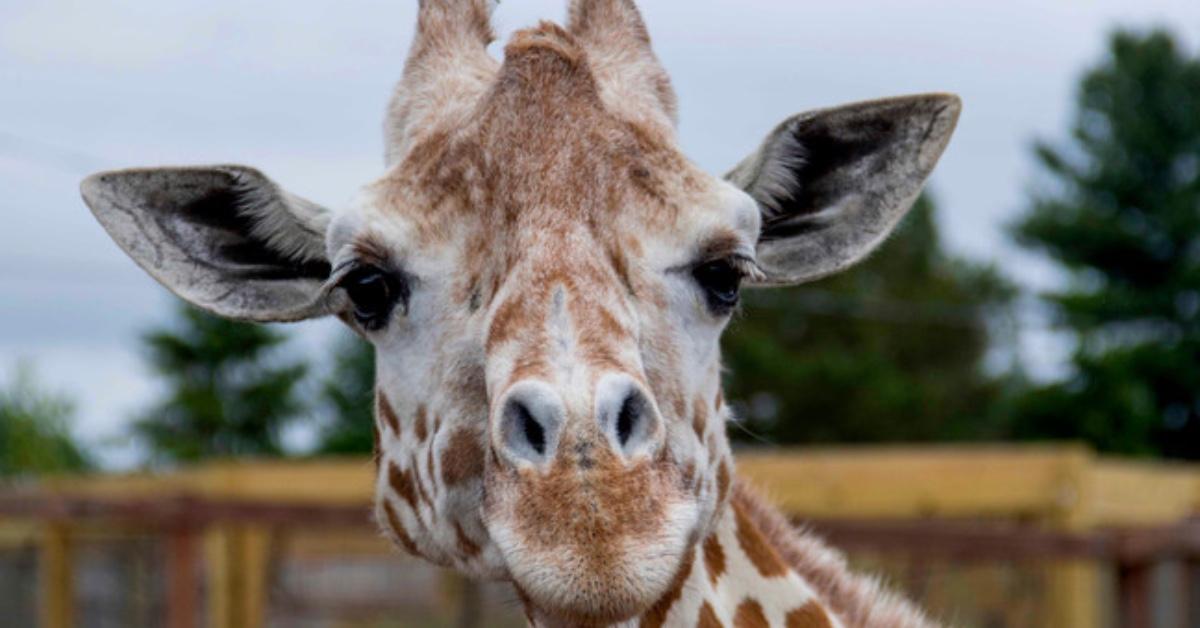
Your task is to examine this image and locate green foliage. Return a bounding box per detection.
[1009,29,1200,459]
[0,365,89,477]
[723,195,1015,444]
[316,331,376,455]
[133,303,310,464]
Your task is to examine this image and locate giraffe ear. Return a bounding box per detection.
[727,94,960,285]
[81,165,334,322]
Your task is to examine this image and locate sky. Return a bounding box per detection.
[1,0,1198,468]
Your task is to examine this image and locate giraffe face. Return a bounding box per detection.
[330,37,759,616]
[81,2,959,623]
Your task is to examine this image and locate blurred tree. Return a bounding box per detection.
[1009,30,1200,459]
[0,364,89,477]
[134,303,310,463]
[316,331,376,455]
[724,194,1015,444]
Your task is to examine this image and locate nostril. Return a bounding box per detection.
[597,377,661,459]
[516,403,547,456]
[498,384,563,467]
[615,394,641,448]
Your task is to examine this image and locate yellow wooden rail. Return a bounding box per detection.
[27,445,1198,526]
[5,445,1198,628]
[736,445,1199,628]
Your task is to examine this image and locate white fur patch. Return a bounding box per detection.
[231,170,331,263]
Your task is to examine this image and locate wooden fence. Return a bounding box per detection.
[1,445,1197,627]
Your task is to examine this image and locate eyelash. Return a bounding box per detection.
[335,263,409,331]
[326,252,756,327]
[692,257,754,315]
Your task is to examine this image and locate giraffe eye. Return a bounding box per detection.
[692,259,742,315]
[341,265,407,330]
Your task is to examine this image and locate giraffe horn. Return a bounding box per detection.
[566,0,677,131]
[568,0,651,46]
[384,0,500,165]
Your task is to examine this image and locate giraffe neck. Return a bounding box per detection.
[520,478,937,627]
[635,481,844,628]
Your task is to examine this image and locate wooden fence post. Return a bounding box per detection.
[39,522,73,628]
[1186,558,1200,628]
[1046,449,1101,628]
[1118,561,1154,628]
[167,525,199,628]
[206,524,271,628]
[206,525,236,628]
[241,525,271,628]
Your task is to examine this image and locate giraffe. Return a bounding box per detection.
[80,1,959,626]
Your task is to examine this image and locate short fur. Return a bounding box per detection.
[733,482,935,627]
[80,1,961,626]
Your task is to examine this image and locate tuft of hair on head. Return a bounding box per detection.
[488,21,604,111]
[503,21,589,70]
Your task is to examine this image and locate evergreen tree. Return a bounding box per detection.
[1009,30,1200,459]
[0,364,89,477]
[134,303,310,463]
[723,194,1015,444]
[316,331,376,455]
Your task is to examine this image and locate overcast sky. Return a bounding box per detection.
[2,0,1198,468]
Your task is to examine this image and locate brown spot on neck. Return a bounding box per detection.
[381,500,421,558]
[414,405,429,442]
[692,395,708,440]
[785,602,833,628]
[733,495,789,579]
[426,447,437,493]
[716,460,731,505]
[387,462,419,508]
[733,599,768,628]
[378,392,401,435]
[638,546,695,628]
[412,458,433,507]
[702,534,726,587]
[731,481,929,626]
[696,602,723,628]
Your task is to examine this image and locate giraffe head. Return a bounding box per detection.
[81,1,958,622]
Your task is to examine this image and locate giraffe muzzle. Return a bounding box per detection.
[494,374,663,470]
